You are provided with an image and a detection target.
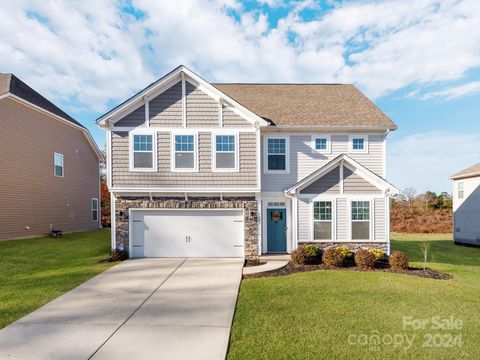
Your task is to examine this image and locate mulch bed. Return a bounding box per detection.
[243,262,452,280]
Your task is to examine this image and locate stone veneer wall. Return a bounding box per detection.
[298,242,388,253]
[115,196,259,259]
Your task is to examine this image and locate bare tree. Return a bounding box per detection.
[420,240,430,271]
[402,187,417,207]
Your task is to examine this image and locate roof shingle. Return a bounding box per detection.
[0,73,84,129]
[452,163,480,179]
[213,83,396,129]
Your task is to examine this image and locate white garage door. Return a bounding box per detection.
[130,209,245,257]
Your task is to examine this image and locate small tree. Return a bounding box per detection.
[401,187,417,208]
[420,240,430,271]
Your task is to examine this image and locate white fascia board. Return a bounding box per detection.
[6,93,104,161]
[109,187,261,193]
[262,125,396,132]
[97,65,269,128]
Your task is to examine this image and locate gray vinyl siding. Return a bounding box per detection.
[301,167,340,194]
[344,167,382,193]
[111,131,257,188]
[115,105,146,127]
[149,81,182,127]
[261,134,384,192]
[223,107,252,128]
[296,197,386,242]
[336,198,348,241]
[185,81,219,127]
[297,198,311,241]
[374,198,387,242]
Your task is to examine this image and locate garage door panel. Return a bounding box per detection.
[131,210,244,258]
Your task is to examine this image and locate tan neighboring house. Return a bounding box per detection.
[0,73,103,240]
[451,163,480,246]
[97,65,399,259]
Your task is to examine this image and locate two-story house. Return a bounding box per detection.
[97,66,398,259]
[0,73,103,240]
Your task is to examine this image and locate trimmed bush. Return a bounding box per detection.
[291,245,322,265]
[389,250,409,270]
[355,249,376,269]
[322,247,351,267]
[369,248,386,262]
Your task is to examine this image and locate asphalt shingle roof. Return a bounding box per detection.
[452,163,480,179]
[0,73,84,129]
[213,83,397,129]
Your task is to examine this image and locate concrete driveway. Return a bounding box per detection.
[0,258,243,360]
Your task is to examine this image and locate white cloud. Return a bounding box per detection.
[421,81,480,100]
[388,131,480,193]
[0,0,479,114]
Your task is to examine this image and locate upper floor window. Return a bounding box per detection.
[458,182,464,199]
[349,135,368,153]
[313,201,333,240]
[131,134,156,171]
[351,200,370,240]
[266,137,288,172]
[173,134,197,171]
[91,198,99,222]
[312,136,331,154]
[54,153,64,177]
[214,134,237,171]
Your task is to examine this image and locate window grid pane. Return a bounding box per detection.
[313,201,332,221]
[134,135,153,151]
[315,138,327,150]
[216,135,235,152]
[351,201,370,221]
[175,135,194,152]
[267,138,286,154]
[352,138,365,150]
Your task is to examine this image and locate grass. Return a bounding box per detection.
[0,229,114,329]
[228,234,480,359]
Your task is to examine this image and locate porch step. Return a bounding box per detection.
[260,254,291,261]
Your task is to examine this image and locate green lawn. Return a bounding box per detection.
[0,229,114,329]
[229,234,480,359]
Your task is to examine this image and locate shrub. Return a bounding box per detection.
[322,247,351,267]
[291,245,322,265]
[355,249,376,269]
[109,248,128,261]
[369,248,386,262]
[389,251,409,270]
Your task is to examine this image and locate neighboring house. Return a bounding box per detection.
[0,74,103,240]
[97,65,399,259]
[451,163,480,246]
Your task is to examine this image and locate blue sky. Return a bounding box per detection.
[1,0,479,193]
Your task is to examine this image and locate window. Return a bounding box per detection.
[174,134,196,170]
[214,134,236,170]
[349,136,368,153]
[54,153,64,177]
[91,198,98,222]
[313,201,333,240]
[312,136,331,153]
[458,182,464,199]
[351,201,370,240]
[131,134,155,170]
[266,137,288,171]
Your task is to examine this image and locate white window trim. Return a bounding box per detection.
[310,198,336,242]
[311,135,331,154]
[91,198,99,222]
[348,199,373,241]
[458,182,464,199]
[211,132,239,172]
[171,132,198,172]
[54,152,64,178]
[264,135,290,174]
[129,131,157,172]
[349,135,369,154]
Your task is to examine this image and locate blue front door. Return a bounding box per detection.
[267,208,287,253]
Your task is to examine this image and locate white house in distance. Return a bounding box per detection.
[451,163,480,246]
